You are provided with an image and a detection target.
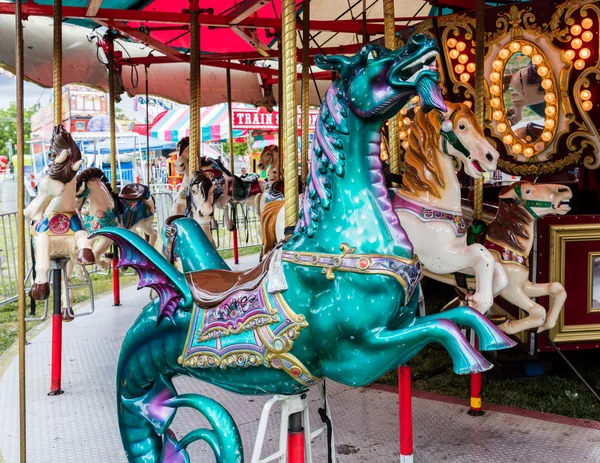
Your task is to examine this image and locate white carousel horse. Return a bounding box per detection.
[24,125,95,302]
[504,62,545,125]
[74,167,158,269]
[392,101,507,314]
[483,182,571,334]
[182,171,217,247]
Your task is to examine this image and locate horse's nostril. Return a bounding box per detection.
[485,152,494,162]
[558,187,569,193]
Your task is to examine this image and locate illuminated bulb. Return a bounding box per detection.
[490,85,501,95]
[490,72,500,82]
[581,89,592,100]
[402,141,409,149]
[580,48,591,59]
[410,95,420,104]
[542,131,553,142]
[583,100,594,111]
[534,142,546,152]
[449,49,460,59]
[513,143,523,154]
[583,18,593,29]
[545,105,556,116]
[490,97,501,108]
[458,54,469,64]
[399,131,407,139]
[466,63,476,73]
[463,100,472,108]
[493,110,503,120]
[572,38,583,49]
[499,49,510,59]
[541,79,553,89]
[583,31,594,42]
[400,108,408,115]
[503,134,514,144]
[575,59,586,70]
[537,66,549,77]
[492,59,503,70]
[564,50,576,61]
[447,38,458,48]
[544,93,556,103]
[509,41,521,52]
[456,41,466,52]
[455,64,465,74]
[497,122,507,133]
[522,45,534,56]
[532,54,543,65]
[403,117,411,125]
[460,73,470,83]
[544,119,556,129]
[524,147,534,157]
[571,25,582,36]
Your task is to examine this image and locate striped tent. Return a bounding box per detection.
[149,103,253,143]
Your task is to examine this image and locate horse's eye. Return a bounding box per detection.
[526,189,531,194]
[367,50,378,61]
[459,124,466,130]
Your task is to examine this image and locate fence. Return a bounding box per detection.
[0,212,32,306]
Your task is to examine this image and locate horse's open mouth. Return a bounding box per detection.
[554,200,571,212]
[472,161,484,173]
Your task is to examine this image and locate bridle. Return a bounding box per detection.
[513,183,552,219]
[439,110,471,159]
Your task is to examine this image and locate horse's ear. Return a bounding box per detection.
[315,54,352,74]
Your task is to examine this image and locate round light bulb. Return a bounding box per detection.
[498,49,510,59]
[535,142,546,152]
[575,59,586,70]
[449,49,460,59]
[410,95,420,104]
[522,45,534,56]
[490,72,500,82]
[542,131,553,142]
[583,18,593,29]
[571,25,582,36]
[513,143,523,154]
[580,48,591,59]
[466,63,476,73]
[532,54,543,65]
[400,108,408,115]
[572,38,583,49]
[583,31,594,42]
[447,38,458,48]
[544,93,556,103]
[509,41,521,52]
[583,100,594,111]
[503,134,514,144]
[403,117,411,125]
[399,131,407,139]
[402,141,409,149]
[545,105,556,116]
[456,41,466,52]
[455,64,465,74]
[458,54,469,64]
[490,85,501,95]
[564,49,576,61]
[581,89,592,100]
[537,66,549,77]
[541,79,553,89]
[497,122,507,133]
[544,119,556,129]
[493,110,503,120]
[460,72,470,83]
[492,59,503,70]
[490,97,501,108]
[524,147,534,157]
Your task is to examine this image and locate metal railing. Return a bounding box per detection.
[0,211,32,306]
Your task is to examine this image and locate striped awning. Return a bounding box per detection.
[150,103,253,143]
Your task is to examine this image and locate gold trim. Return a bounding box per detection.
[588,252,600,314]
[549,224,600,342]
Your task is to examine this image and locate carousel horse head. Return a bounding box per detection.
[257,145,279,171]
[186,171,216,221]
[24,125,83,220]
[75,167,121,214]
[174,137,190,175]
[315,34,447,120]
[499,181,572,219]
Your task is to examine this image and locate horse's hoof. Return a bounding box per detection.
[62,307,75,322]
[489,314,508,326]
[77,248,96,265]
[31,283,50,301]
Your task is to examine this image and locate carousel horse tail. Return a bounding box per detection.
[117,300,243,463]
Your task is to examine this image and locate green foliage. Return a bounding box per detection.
[221,141,248,158]
[0,102,40,157]
[115,107,129,120]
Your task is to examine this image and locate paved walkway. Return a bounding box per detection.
[0,255,599,462]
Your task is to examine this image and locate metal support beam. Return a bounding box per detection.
[474,0,485,220]
[228,0,269,25]
[107,35,117,190]
[384,0,400,184]
[188,0,200,174]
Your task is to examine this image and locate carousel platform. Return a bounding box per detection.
[0,254,599,463]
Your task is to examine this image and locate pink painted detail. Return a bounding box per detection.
[48,214,71,235]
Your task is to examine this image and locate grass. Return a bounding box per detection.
[218,245,261,261]
[375,280,600,422]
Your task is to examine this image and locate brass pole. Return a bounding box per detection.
[474,0,485,220]
[16,0,26,459]
[383,0,400,183]
[188,0,200,175]
[53,0,62,126]
[227,68,234,175]
[277,39,283,181]
[300,0,310,186]
[282,0,298,229]
[145,66,151,184]
[107,36,117,191]
[362,0,368,44]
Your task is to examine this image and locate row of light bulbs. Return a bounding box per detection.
[564,19,595,70]
[447,37,474,83]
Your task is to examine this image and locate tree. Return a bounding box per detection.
[115,107,129,120]
[221,141,248,157]
[0,102,40,158]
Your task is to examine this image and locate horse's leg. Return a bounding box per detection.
[491,261,509,296]
[138,217,158,247]
[31,235,51,300]
[497,278,547,335]
[423,306,515,351]
[222,200,233,231]
[92,236,113,270]
[75,230,95,264]
[450,243,498,314]
[524,281,566,333]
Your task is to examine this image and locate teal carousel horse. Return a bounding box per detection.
[96,35,515,463]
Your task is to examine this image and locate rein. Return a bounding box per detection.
[439,110,471,159]
[513,184,552,219]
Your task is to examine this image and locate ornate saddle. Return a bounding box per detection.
[227,176,262,201]
[120,183,150,201]
[185,252,273,309]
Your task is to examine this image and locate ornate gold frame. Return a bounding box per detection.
[549,224,600,342]
[587,252,600,314]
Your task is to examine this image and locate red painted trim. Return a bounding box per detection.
[287,431,305,463]
[371,383,600,430]
[398,366,413,456]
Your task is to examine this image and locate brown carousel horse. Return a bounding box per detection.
[504,62,545,125]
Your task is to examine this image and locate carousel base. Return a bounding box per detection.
[0,255,598,463]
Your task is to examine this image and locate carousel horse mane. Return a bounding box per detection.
[47,125,82,184]
[177,136,189,156]
[297,79,346,237]
[76,167,124,215]
[185,171,214,217]
[485,182,533,254]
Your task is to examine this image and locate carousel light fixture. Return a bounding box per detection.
[456,41,466,52]
[572,38,583,50]
[582,31,594,42]
[537,66,549,77]
[497,122,507,133]
[582,100,594,111]
[580,48,591,59]
[523,147,534,157]
[541,79,553,90]
[582,18,594,29]
[509,41,521,52]
[447,38,457,48]
[532,54,543,65]
[575,59,586,70]
[403,117,411,126]
[545,105,557,116]
[455,64,465,74]
[503,134,513,144]
[571,24,582,36]
[490,97,501,108]
[492,59,503,70]
[581,89,592,100]
[544,92,556,103]
[458,54,469,64]
[466,63,476,73]
[513,143,523,154]
[498,48,509,59]
[522,44,533,56]
[460,72,470,82]
[534,142,546,151]
[542,131,553,141]
[544,119,556,129]
[564,50,576,61]
[449,49,460,59]
[490,72,500,82]
[493,110,503,120]
[490,84,500,95]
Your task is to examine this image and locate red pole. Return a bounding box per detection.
[468,335,484,416]
[49,267,63,395]
[112,245,121,306]
[398,365,413,462]
[287,412,305,463]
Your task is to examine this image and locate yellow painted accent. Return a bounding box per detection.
[470,397,482,409]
